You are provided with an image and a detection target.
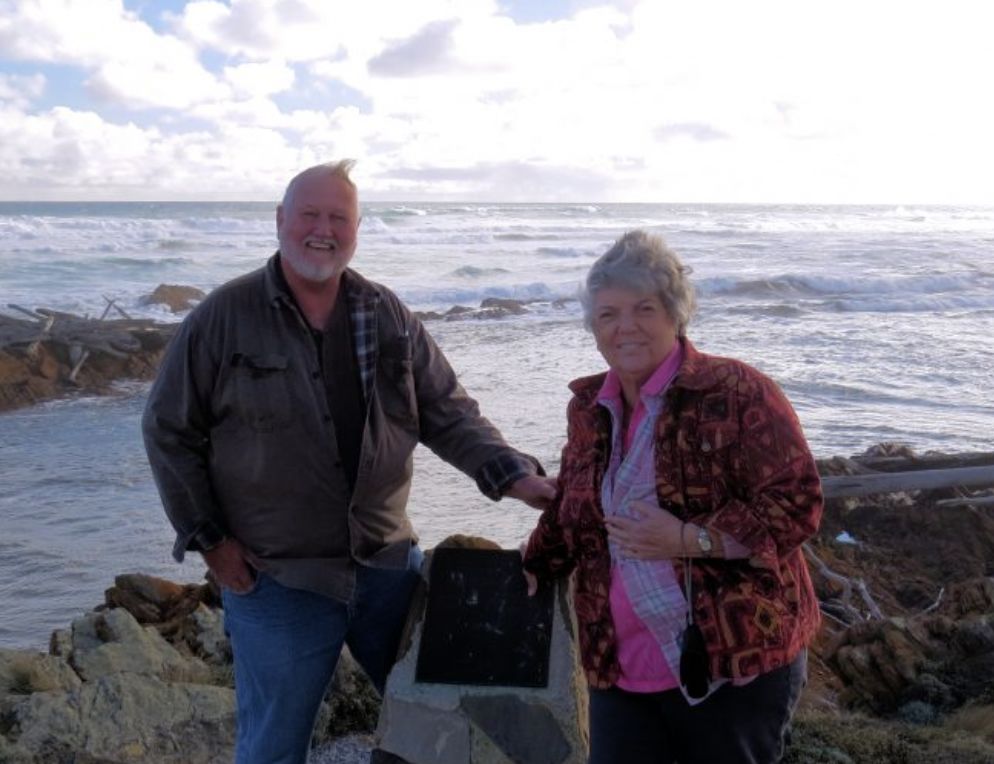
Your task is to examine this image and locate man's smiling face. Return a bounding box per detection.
[276,171,360,283]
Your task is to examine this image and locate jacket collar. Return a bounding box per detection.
[568,337,720,408]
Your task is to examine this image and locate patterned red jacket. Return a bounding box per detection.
[523,339,823,688]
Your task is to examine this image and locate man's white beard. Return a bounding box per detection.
[281,244,341,283]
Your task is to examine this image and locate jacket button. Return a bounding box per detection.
[323,414,332,422]
[701,441,712,453]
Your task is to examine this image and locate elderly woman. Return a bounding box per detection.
[523,230,822,764]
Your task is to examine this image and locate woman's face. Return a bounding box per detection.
[592,287,679,387]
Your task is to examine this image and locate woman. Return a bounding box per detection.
[523,230,822,764]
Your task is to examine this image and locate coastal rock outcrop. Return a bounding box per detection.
[0,573,378,764]
[0,308,176,412]
[139,284,206,313]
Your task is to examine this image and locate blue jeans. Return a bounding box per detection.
[588,651,807,764]
[221,546,424,764]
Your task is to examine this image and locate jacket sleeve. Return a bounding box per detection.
[523,395,588,579]
[704,372,823,572]
[522,476,575,580]
[141,317,226,561]
[403,303,543,496]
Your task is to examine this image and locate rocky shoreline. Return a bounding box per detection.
[3,448,993,763]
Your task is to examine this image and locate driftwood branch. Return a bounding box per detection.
[855,579,884,620]
[822,465,994,499]
[803,543,883,624]
[921,587,945,615]
[102,295,133,320]
[7,303,46,321]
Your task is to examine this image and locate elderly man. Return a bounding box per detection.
[142,160,554,764]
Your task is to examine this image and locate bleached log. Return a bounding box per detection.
[822,465,994,499]
[934,495,994,508]
[7,304,46,321]
[850,451,994,473]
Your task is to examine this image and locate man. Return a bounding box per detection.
[142,160,555,764]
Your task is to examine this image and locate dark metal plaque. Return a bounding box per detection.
[415,548,554,687]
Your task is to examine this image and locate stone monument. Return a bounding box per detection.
[373,538,588,764]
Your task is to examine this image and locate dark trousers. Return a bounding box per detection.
[588,651,806,764]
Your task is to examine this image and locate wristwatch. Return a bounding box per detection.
[697,526,713,557]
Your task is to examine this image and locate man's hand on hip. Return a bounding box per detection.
[202,537,256,593]
[504,475,557,510]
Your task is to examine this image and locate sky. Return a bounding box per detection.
[1,0,993,203]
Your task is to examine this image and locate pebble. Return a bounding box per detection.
[308,734,374,764]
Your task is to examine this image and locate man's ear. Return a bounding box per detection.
[276,204,284,229]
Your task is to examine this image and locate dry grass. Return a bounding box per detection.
[784,708,994,764]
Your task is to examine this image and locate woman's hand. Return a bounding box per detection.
[605,500,686,560]
[519,540,539,596]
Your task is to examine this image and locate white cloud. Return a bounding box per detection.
[1,0,993,202]
[0,0,227,109]
[223,59,295,97]
[172,0,498,62]
[0,72,45,108]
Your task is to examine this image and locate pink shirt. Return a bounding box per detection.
[598,347,751,693]
[598,348,684,692]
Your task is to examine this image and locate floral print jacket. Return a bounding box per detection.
[523,339,823,688]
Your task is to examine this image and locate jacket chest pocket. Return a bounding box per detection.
[684,420,740,512]
[229,352,293,432]
[377,339,418,430]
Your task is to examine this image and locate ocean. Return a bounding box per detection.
[1,201,992,650]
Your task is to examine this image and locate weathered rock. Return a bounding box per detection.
[0,649,81,694]
[479,297,528,315]
[68,608,212,684]
[105,573,213,629]
[316,646,381,739]
[49,628,72,658]
[188,605,231,666]
[2,673,235,764]
[140,284,206,313]
[828,603,994,714]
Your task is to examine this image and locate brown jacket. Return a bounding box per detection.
[143,255,539,601]
[524,339,823,687]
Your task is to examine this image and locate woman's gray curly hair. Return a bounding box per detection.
[581,230,697,336]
